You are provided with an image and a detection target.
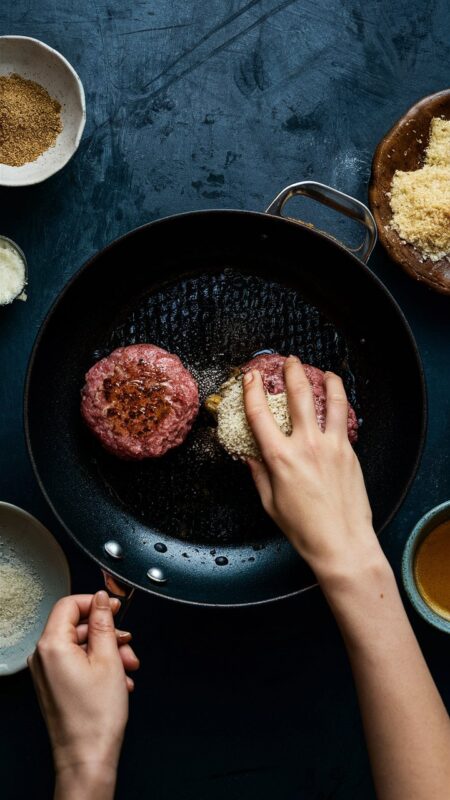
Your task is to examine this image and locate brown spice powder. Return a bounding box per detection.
[0,73,63,167]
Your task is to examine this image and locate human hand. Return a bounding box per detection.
[28,592,140,798]
[243,356,384,585]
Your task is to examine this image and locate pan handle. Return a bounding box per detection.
[265,181,377,263]
[102,569,135,626]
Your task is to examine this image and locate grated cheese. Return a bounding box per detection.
[0,239,26,305]
[389,117,450,262]
[216,375,292,460]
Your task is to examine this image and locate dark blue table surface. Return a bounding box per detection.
[1,2,449,798]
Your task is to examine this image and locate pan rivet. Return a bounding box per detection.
[104,540,123,559]
[147,567,167,584]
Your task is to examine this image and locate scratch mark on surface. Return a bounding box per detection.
[81,0,299,142]
[92,0,111,93]
[145,0,300,98]
[119,23,192,35]
[141,0,263,90]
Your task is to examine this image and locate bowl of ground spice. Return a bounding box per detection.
[0,36,85,187]
[369,90,450,294]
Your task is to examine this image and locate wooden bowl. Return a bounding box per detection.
[369,90,450,295]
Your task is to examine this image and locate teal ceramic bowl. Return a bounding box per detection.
[402,500,450,634]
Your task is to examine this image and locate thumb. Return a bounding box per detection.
[87,590,120,661]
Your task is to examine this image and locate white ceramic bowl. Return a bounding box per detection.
[0,36,86,186]
[0,235,28,305]
[0,502,71,675]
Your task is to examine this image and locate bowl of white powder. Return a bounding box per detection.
[0,236,27,306]
[0,502,70,675]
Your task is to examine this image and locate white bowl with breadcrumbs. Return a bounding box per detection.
[0,36,86,186]
[0,503,70,675]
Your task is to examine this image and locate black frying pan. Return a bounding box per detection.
[25,182,426,607]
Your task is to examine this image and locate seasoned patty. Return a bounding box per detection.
[208,353,358,460]
[81,344,199,459]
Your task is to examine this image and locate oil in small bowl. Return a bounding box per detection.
[402,501,450,633]
[414,520,450,622]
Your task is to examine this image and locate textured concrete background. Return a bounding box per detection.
[1,2,449,798]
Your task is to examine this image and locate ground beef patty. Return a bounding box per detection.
[81,344,199,459]
[242,354,358,443]
[209,353,358,460]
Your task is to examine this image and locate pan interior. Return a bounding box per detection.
[85,268,360,546]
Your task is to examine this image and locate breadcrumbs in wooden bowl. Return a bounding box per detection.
[369,90,450,295]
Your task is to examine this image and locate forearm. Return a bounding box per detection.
[319,547,450,800]
[54,762,117,800]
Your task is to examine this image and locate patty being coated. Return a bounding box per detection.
[208,353,358,461]
[242,353,359,444]
[81,344,199,459]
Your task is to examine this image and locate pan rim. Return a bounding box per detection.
[23,207,427,608]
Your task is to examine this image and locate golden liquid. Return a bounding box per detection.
[414,521,450,621]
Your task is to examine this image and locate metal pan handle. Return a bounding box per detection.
[102,569,135,625]
[265,181,377,263]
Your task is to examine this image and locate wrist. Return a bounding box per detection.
[318,546,404,652]
[312,529,389,592]
[53,733,123,775]
[55,760,117,800]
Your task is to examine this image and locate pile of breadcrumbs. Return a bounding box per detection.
[388,117,450,262]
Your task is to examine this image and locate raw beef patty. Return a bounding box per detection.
[81,344,199,459]
[242,353,359,444]
[209,353,358,461]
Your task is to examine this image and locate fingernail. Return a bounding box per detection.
[95,590,110,608]
[243,371,254,385]
[118,630,132,640]
[287,354,299,362]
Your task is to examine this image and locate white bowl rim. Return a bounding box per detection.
[0,35,86,187]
